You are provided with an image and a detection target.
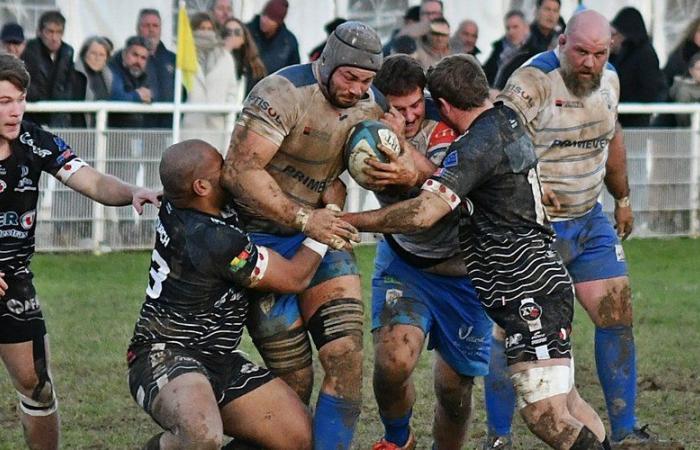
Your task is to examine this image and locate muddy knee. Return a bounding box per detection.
[593,283,633,327]
[434,375,474,422]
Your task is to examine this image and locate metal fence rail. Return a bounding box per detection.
[24,101,700,252]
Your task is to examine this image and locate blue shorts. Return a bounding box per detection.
[552,202,628,284]
[371,240,491,376]
[247,232,359,341]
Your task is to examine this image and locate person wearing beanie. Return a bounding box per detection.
[247,0,299,74]
[0,23,25,57]
[221,21,387,450]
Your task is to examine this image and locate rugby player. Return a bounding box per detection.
[363,55,491,450]
[485,10,681,448]
[0,54,159,450]
[128,139,327,450]
[220,21,385,449]
[343,54,611,450]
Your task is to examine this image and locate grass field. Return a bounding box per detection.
[0,238,698,449]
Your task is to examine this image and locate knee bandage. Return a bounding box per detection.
[307,298,363,349]
[254,326,312,374]
[511,361,574,409]
[17,334,57,416]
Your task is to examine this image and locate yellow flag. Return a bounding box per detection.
[176,4,198,92]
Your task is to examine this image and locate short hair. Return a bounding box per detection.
[505,10,525,21]
[190,12,214,30]
[38,10,65,31]
[536,0,560,8]
[124,35,149,51]
[373,54,426,97]
[79,36,113,62]
[138,8,161,24]
[0,54,30,92]
[427,54,488,110]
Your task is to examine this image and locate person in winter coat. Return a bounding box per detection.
[182,13,239,154]
[663,17,700,88]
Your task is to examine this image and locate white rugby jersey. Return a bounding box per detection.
[497,50,620,220]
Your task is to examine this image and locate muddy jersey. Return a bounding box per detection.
[376,99,460,262]
[0,121,86,276]
[423,103,572,307]
[236,62,387,234]
[498,50,619,220]
[129,200,267,357]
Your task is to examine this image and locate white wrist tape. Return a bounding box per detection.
[293,207,311,232]
[302,238,328,258]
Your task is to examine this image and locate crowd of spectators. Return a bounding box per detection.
[2,0,700,133]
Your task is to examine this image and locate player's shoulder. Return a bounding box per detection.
[274,63,317,88]
[523,50,561,74]
[16,121,68,158]
[368,84,389,112]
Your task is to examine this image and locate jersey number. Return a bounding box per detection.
[146,249,170,299]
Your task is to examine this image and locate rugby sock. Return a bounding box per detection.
[379,409,412,446]
[570,426,605,450]
[484,337,516,436]
[313,392,360,450]
[142,432,163,450]
[595,325,637,441]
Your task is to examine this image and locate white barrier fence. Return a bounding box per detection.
[23,101,700,252]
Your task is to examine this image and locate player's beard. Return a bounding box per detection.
[559,52,603,98]
[328,83,362,109]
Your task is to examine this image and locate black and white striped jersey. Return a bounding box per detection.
[0,121,86,277]
[422,103,572,306]
[129,199,262,357]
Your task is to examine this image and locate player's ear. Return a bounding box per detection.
[192,178,211,197]
[437,97,451,115]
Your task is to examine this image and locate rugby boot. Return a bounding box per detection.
[611,425,685,450]
[482,433,513,450]
[372,430,417,450]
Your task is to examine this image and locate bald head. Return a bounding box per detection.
[565,10,611,42]
[160,139,222,205]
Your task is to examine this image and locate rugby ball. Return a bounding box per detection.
[344,120,401,190]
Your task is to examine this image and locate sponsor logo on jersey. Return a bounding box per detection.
[55,149,75,166]
[442,151,458,168]
[5,296,41,315]
[229,243,254,272]
[505,333,523,349]
[53,135,70,151]
[554,99,584,108]
[551,138,609,150]
[518,298,543,332]
[20,210,36,230]
[155,218,170,247]
[0,165,6,175]
[385,288,402,306]
[281,165,328,193]
[19,132,52,158]
[0,211,19,227]
[247,95,283,125]
[15,176,36,192]
[502,83,534,108]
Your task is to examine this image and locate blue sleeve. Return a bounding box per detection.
[109,68,141,102]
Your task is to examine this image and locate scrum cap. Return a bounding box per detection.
[318,21,382,88]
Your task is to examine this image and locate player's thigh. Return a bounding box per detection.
[373,324,425,382]
[0,336,51,394]
[220,377,312,449]
[299,273,362,320]
[150,372,222,438]
[575,276,632,326]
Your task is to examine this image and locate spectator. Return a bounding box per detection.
[450,19,480,57]
[136,8,175,128]
[414,17,451,70]
[21,10,84,128]
[482,10,529,86]
[610,7,667,128]
[210,0,233,32]
[108,36,151,129]
[182,12,239,153]
[0,23,25,57]
[419,0,443,22]
[223,17,267,96]
[75,36,113,128]
[389,34,418,56]
[492,0,563,90]
[247,0,300,74]
[669,52,700,127]
[309,18,346,62]
[382,6,420,56]
[663,17,700,88]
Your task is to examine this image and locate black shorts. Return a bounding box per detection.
[127,344,274,418]
[0,274,46,344]
[489,288,575,365]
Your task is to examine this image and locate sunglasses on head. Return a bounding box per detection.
[224,27,243,37]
